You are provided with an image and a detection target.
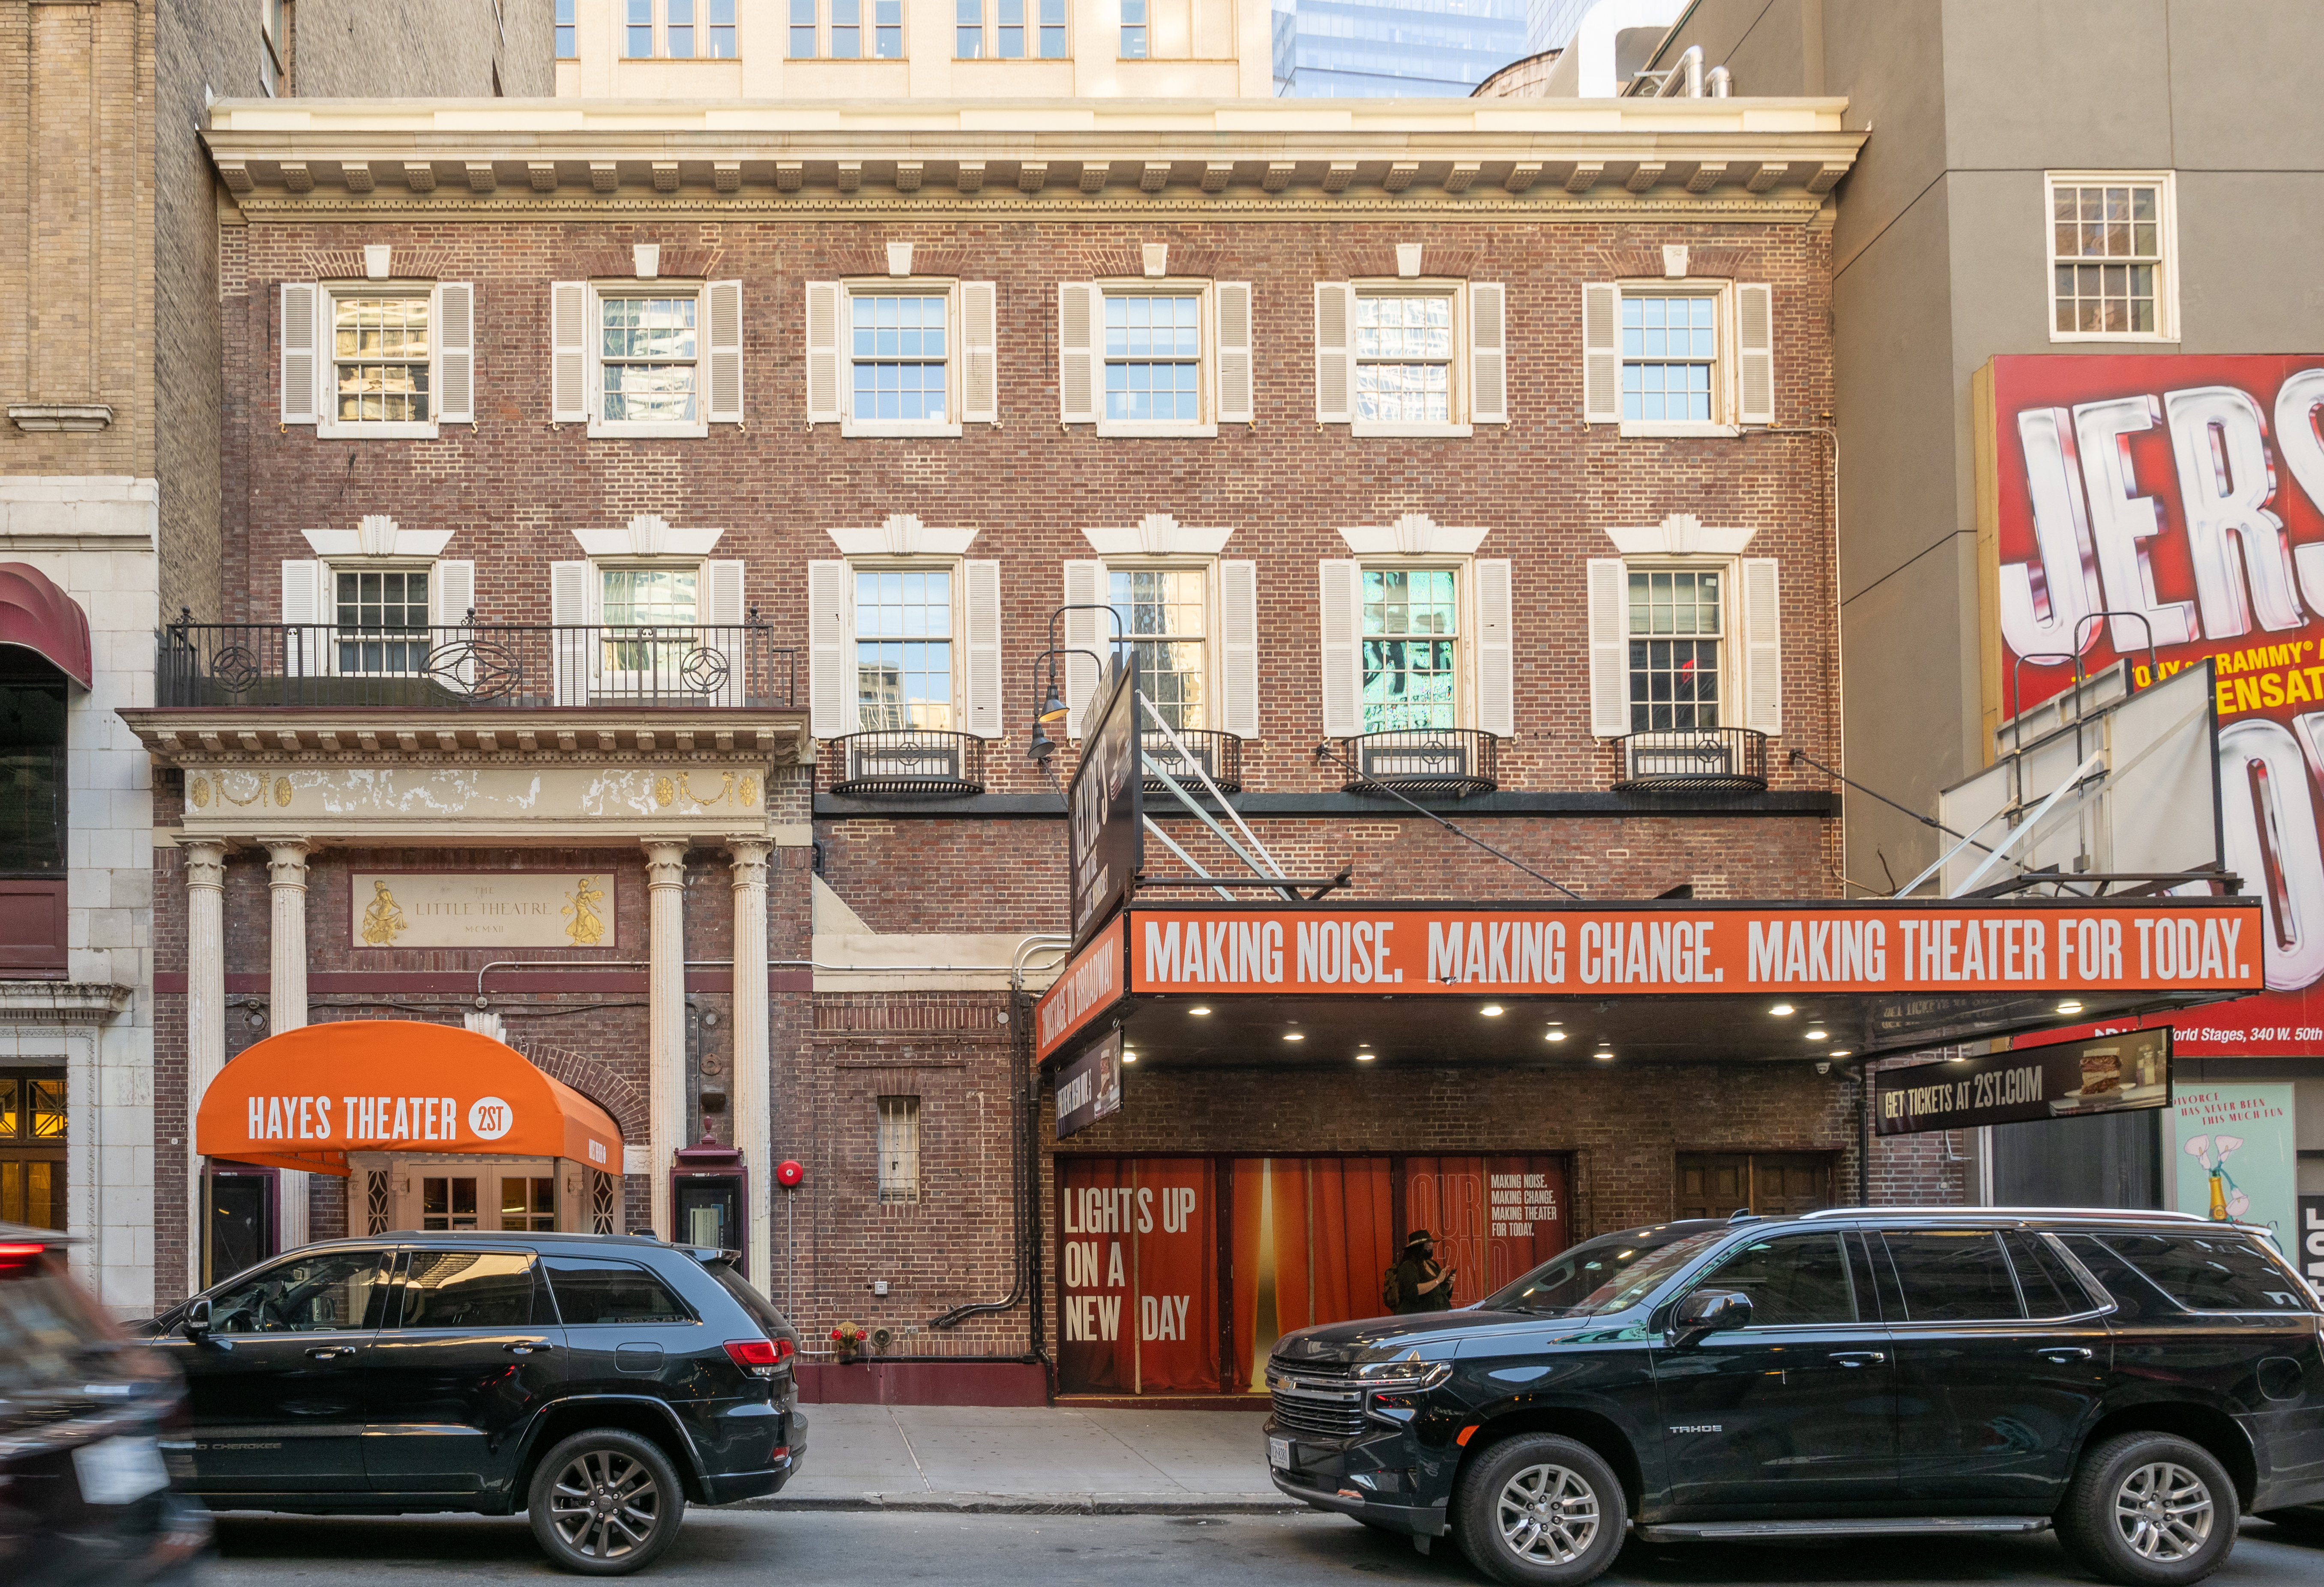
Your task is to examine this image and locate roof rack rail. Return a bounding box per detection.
[1797,1205,2208,1222]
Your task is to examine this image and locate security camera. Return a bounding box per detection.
[1815,1061,1830,1076]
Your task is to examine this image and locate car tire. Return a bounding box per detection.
[1452,1433,1627,1587]
[2055,1432,2238,1587]
[527,1428,687,1576]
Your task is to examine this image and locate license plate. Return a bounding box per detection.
[73,1435,170,1506]
[1268,1436,1292,1470]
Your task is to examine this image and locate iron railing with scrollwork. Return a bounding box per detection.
[1141,729,1242,795]
[1612,726,1770,792]
[1336,728,1499,797]
[155,620,795,709]
[827,730,987,798]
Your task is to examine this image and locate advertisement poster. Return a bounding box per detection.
[1984,355,2324,1052]
[1067,656,1141,949]
[2169,1083,2298,1243]
[1876,1030,2171,1136]
[1054,1029,1123,1140]
[1057,1156,1218,1394]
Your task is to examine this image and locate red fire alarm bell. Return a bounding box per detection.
[776,1159,805,1188]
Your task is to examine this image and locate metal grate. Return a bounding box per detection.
[590,1169,617,1234]
[365,1169,390,1236]
[1337,728,1499,797]
[1141,728,1242,795]
[829,730,986,798]
[1612,726,1769,792]
[1268,1366,1367,1438]
[877,1096,921,1204]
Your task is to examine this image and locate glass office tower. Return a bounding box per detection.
[1273,0,1529,97]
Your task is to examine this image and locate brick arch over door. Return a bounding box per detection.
[510,1038,648,1146]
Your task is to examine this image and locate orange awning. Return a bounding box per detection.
[196,1021,621,1178]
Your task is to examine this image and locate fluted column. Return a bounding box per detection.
[643,839,690,1240]
[728,840,772,1287]
[183,840,228,1294]
[263,839,313,1249]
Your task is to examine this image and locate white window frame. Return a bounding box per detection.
[1619,562,1737,735]
[876,1095,920,1205]
[1354,558,1475,732]
[313,282,446,440]
[842,279,963,439]
[2044,170,2179,344]
[1107,561,1220,731]
[792,0,904,58]
[1097,280,1216,439]
[588,281,713,439]
[596,561,707,693]
[1614,278,1739,439]
[850,560,966,733]
[1351,279,1470,439]
[954,0,1068,60]
[326,561,438,678]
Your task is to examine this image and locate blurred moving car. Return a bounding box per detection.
[0,1222,210,1586]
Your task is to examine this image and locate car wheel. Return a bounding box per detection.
[2056,1432,2238,1587]
[527,1428,686,1576]
[1452,1433,1627,1587]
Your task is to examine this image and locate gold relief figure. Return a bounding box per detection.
[359,880,408,947]
[679,771,734,807]
[653,775,676,807]
[738,774,759,808]
[562,876,608,947]
[274,777,293,807]
[219,771,266,806]
[188,777,210,808]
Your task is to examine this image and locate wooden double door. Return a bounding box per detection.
[1674,1152,1833,1220]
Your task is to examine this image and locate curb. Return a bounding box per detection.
[733,1493,1303,1516]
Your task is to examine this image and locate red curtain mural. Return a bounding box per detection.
[1403,1156,1570,1307]
[1227,1157,1394,1391]
[1058,1157,1219,1394]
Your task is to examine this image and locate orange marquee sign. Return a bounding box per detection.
[1122,901,2264,998]
[196,1020,622,1177]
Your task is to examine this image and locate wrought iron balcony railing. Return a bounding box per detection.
[827,730,987,798]
[1141,729,1242,795]
[1612,726,1770,792]
[1336,728,1499,798]
[155,620,795,710]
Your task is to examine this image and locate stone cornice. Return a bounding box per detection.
[0,983,135,1025]
[118,708,814,765]
[203,95,1864,221]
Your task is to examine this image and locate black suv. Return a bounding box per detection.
[135,1231,805,1575]
[1265,1209,2324,1587]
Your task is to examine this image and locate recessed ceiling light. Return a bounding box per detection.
[1122,1051,1138,1064]
[1592,1049,1615,1062]
[1830,1049,1853,1058]
[2055,1000,2083,1015]
[1282,1031,1305,1042]
[1545,1030,1569,1042]
[1189,1006,1212,1016]
[1770,1004,1795,1016]
[1545,1019,1564,1028]
[1805,1029,1828,1041]
[1481,1005,1504,1017]
[1355,1052,1376,1062]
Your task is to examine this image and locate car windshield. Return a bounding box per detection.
[1483,1233,1691,1314]
[1498,1230,1725,1318]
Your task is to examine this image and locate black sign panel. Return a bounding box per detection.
[1055,1028,1124,1140]
[1875,1028,2172,1136]
[2299,1195,2324,1291]
[1067,655,1141,948]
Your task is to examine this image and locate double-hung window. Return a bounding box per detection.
[855,568,955,731]
[1111,569,1207,730]
[1361,568,1459,732]
[851,293,949,426]
[601,565,700,683]
[1315,280,1506,436]
[555,0,575,57]
[957,0,1066,57]
[626,0,737,59]
[331,293,433,425]
[551,279,744,438]
[600,294,699,424]
[279,281,475,438]
[1620,295,1716,423]
[1121,0,1147,56]
[1626,569,1722,731]
[335,568,432,675]
[1318,544,1514,746]
[806,279,994,437]
[1584,549,1782,741]
[1356,292,1453,424]
[795,0,901,57]
[2047,173,2174,340]
[1057,280,1251,435]
[1106,294,1202,424]
[1581,280,1773,434]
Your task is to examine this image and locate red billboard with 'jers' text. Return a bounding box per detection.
[1986,354,2324,1053]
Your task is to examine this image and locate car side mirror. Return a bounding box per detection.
[184,1297,231,1349]
[1669,1287,1752,1345]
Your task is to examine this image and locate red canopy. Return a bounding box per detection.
[0,564,92,688]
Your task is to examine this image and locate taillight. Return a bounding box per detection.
[0,1243,45,1270]
[723,1337,793,1377]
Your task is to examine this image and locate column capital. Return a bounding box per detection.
[727,838,772,887]
[259,838,313,888]
[183,838,228,891]
[641,837,689,884]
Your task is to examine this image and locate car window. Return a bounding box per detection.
[0,1249,125,1391]
[705,1259,790,1337]
[543,1256,693,1325]
[207,1249,390,1334]
[2096,1232,2312,1313]
[1693,1232,1857,1326]
[2004,1231,2094,1318]
[1483,1237,1679,1314]
[1559,1230,1727,1316]
[1881,1231,2023,1322]
[392,1250,538,1331]
[2055,1233,2174,1321]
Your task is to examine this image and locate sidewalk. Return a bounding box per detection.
[744,1404,1293,1514]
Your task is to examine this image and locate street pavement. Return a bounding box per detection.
[199,1509,2324,1586]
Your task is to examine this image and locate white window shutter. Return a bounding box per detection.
[550,559,599,706]
[1585,557,1628,738]
[1317,559,1363,738]
[706,280,745,424]
[805,282,843,424]
[701,558,747,706]
[1469,283,1508,425]
[807,558,853,738]
[1062,559,1107,737]
[551,282,588,423]
[282,559,327,678]
[1218,558,1259,740]
[1475,558,1515,738]
[964,558,1003,738]
[1736,283,1775,425]
[1581,282,1621,424]
[1742,556,1782,735]
[1057,283,1099,424]
[281,283,319,425]
[961,282,999,424]
[436,282,476,423]
[1314,282,1354,425]
[1216,282,1254,424]
[428,560,476,629]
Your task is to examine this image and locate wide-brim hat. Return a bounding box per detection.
[1403,1229,1436,1247]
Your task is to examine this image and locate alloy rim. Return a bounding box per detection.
[1496,1462,1601,1564]
[2113,1460,2213,1561]
[549,1447,662,1559]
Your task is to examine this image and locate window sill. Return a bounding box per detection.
[1096,422,1219,439]
[316,421,440,441]
[1350,422,1474,439]
[843,421,964,439]
[587,421,711,439]
[1618,421,1741,439]
[2045,331,2178,344]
